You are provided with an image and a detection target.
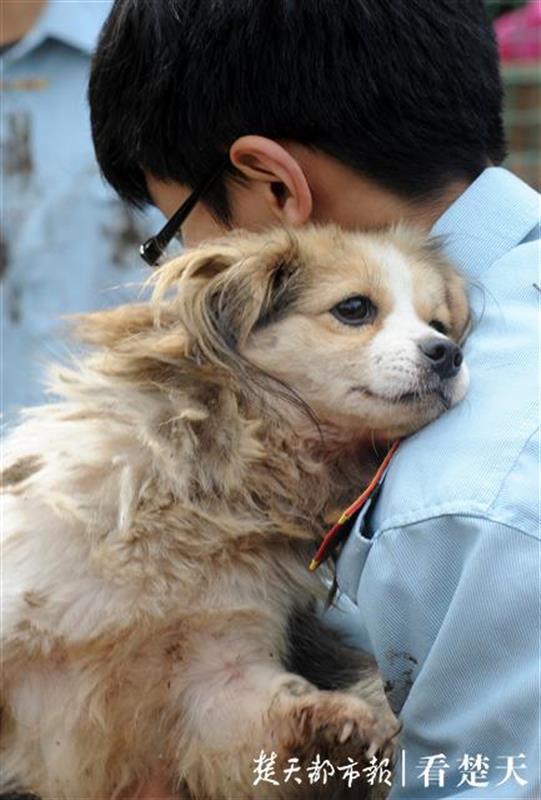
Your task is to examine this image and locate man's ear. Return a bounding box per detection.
[229,136,313,227]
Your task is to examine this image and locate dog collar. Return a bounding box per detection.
[308,439,401,572]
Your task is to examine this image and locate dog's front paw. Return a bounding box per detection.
[264,677,398,794]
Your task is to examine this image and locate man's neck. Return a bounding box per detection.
[286,142,471,233]
[0,0,47,47]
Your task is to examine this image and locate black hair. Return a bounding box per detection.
[89,0,506,222]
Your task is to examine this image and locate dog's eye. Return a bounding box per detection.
[429,319,449,335]
[331,296,377,326]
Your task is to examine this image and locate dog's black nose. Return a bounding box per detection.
[419,338,463,379]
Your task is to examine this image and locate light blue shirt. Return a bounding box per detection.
[1,1,159,423]
[327,168,540,799]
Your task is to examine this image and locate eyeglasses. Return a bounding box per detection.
[139,156,230,266]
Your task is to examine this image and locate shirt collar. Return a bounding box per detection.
[4,0,111,64]
[431,167,540,279]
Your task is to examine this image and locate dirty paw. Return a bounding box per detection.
[268,685,398,768]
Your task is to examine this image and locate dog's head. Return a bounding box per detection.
[151,224,469,441]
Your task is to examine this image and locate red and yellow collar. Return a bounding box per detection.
[309,439,401,572]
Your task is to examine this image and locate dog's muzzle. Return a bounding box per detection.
[418,337,463,380]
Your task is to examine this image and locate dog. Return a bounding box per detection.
[0,224,470,800]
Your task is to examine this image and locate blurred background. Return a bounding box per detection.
[1,0,163,427]
[0,0,539,427]
[489,0,540,188]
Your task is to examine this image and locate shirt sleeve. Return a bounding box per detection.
[326,516,540,799]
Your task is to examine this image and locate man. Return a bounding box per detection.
[88,1,540,797]
[1,0,160,424]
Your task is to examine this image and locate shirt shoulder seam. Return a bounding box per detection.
[487,424,539,517]
[474,225,540,279]
[376,510,539,543]
[374,422,539,539]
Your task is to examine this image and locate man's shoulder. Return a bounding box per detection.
[371,233,539,539]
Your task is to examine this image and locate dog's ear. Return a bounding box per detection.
[154,233,302,370]
[67,304,159,348]
[151,241,242,302]
[201,237,301,355]
[411,232,471,346]
[442,267,471,346]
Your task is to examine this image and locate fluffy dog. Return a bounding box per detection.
[0,225,469,800]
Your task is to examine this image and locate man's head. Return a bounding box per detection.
[89,0,505,248]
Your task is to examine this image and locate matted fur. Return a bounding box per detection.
[0,225,469,800]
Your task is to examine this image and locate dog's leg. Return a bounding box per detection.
[285,604,397,732]
[171,611,397,800]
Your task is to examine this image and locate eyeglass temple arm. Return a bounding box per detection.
[140,157,230,266]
